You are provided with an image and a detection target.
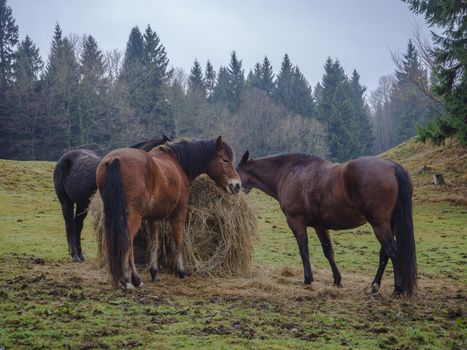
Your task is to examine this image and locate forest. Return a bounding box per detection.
[0,0,464,162]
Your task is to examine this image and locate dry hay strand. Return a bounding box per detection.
[89,175,258,277]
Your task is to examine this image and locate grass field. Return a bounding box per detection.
[0,139,466,349]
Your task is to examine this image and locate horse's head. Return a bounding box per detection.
[207,136,241,194]
[236,150,253,194]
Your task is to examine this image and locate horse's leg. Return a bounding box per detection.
[371,248,389,293]
[121,213,142,290]
[315,228,342,287]
[148,220,162,282]
[170,211,187,279]
[59,198,80,262]
[74,205,87,262]
[286,216,313,285]
[129,240,142,288]
[371,223,402,294]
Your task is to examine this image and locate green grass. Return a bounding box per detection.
[0,158,466,349]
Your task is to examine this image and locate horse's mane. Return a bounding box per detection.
[162,138,232,179]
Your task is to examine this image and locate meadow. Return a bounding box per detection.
[0,139,465,349]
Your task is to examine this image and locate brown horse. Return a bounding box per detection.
[97,137,241,289]
[236,151,416,295]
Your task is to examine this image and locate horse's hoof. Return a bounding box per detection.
[78,253,85,262]
[71,255,81,263]
[334,282,343,288]
[150,267,160,282]
[304,276,313,285]
[177,270,186,279]
[123,282,136,291]
[131,274,142,288]
[371,282,380,293]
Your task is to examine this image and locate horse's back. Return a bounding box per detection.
[97,148,187,219]
[54,149,101,206]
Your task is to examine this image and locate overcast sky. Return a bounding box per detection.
[9,0,431,92]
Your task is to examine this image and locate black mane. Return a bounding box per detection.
[165,139,232,179]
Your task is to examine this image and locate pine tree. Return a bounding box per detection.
[204,60,216,101]
[188,59,205,95]
[402,0,466,144]
[0,0,18,89]
[226,51,244,112]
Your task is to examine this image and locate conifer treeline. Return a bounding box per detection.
[0,0,440,161]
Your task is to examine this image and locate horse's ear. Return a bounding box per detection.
[162,133,170,143]
[215,136,223,151]
[238,150,249,167]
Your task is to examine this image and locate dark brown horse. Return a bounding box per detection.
[97,137,241,289]
[53,134,170,262]
[236,151,416,295]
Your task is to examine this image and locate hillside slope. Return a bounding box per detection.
[381,137,467,205]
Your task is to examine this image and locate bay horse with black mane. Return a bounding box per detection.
[236,151,416,295]
[53,134,171,262]
[97,137,241,290]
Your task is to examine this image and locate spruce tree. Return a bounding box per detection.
[13,36,42,86]
[226,51,244,112]
[402,0,466,144]
[290,66,314,117]
[43,23,80,157]
[204,60,216,101]
[274,54,313,117]
[390,40,433,144]
[274,54,293,109]
[142,25,172,135]
[0,0,18,89]
[260,56,274,96]
[188,59,205,95]
[349,70,373,154]
[213,66,230,104]
[316,58,356,161]
[4,36,43,159]
[246,62,262,90]
[78,35,106,147]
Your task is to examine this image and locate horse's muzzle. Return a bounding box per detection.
[227,182,241,194]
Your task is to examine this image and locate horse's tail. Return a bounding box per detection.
[101,158,128,287]
[392,163,417,295]
[53,156,74,253]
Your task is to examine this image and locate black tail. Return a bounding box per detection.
[101,158,128,287]
[392,164,417,295]
[53,157,74,254]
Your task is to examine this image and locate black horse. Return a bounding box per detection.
[53,134,171,262]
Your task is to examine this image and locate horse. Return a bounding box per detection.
[236,151,416,295]
[96,136,241,290]
[53,134,171,262]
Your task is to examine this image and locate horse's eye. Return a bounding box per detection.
[222,159,229,163]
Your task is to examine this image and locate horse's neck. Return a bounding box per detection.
[249,159,282,199]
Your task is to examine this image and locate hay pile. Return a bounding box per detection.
[89,175,257,277]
